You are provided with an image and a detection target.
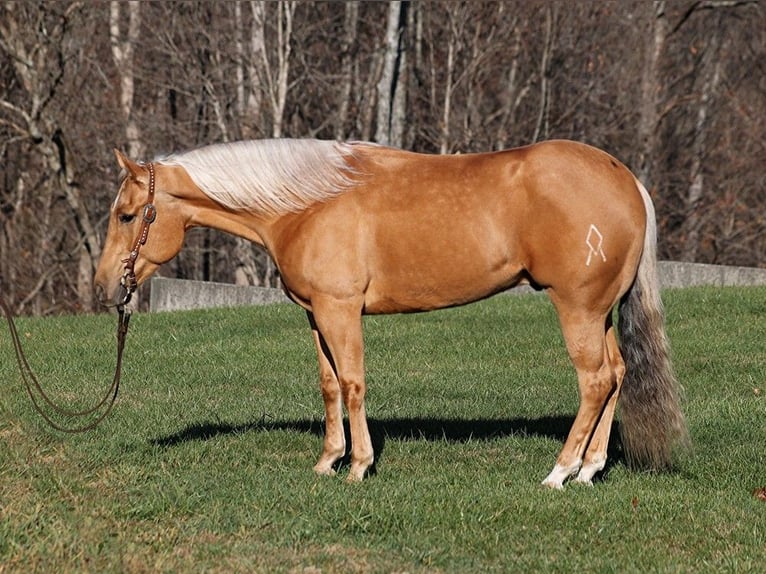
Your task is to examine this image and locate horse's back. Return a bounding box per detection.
[350,145,534,311]
[274,140,646,315]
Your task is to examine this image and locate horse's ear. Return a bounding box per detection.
[114,149,144,179]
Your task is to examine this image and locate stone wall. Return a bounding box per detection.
[149,262,766,313]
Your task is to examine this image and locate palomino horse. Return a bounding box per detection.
[94,139,688,488]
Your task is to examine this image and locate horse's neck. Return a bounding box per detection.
[189,201,271,247]
[162,165,270,247]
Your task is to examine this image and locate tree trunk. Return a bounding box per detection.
[235,1,263,139]
[269,1,295,138]
[360,50,383,142]
[493,23,529,150]
[637,1,667,189]
[681,18,722,261]
[230,1,266,285]
[109,0,143,159]
[439,18,457,154]
[51,130,102,310]
[532,5,555,143]
[335,1,359,141]
[375,1,406,145]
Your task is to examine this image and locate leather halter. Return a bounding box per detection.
[120,162,157,304]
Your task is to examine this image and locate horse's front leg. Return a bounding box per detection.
[307,311,346,476]
[311,297,373,482]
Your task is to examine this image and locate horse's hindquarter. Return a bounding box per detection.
[517,141,647,309]
[272,141,646,315]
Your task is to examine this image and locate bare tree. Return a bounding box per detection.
[681,13,723,261]
[0,2,101,312]
[235,0,263,140]
[655,0,761,263]
[259,1,296,138]
[637,1,668,189]
[231,1,267,286]
[532,5,555,143]
[437,8,461,154]
[1,0,765,315]
[492,19,529,150]
[109,0,143,159]
[375,1,406,146]
[335,1,359,141]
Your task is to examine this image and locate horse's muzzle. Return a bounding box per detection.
[95,282,131,308]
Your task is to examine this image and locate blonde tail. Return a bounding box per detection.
[617,180,690,470]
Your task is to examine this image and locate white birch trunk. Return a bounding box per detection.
[273,1,295,138]
[231,1,266,284]
[375,1,404,145]
[335,1,359,141]
[109,0,143,159]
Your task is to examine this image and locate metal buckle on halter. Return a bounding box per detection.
[120,248,139,301]
[120,266,137,287]
[142,203,157,224]
[120,266,137,298]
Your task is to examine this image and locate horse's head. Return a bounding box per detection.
[94,151,186,307]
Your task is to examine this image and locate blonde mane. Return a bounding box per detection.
[158,139,359,215]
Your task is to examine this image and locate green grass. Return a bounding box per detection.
[1,287,764,572]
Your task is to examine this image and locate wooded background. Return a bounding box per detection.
[1,1,764,315]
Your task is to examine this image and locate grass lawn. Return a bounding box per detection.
[1,286,764,572]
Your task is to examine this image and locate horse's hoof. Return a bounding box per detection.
[313,463,337,477]
[541,478,565,490]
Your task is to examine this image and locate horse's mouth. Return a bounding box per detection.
[95,282,132,308]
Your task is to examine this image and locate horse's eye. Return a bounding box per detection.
[118,213,136,224]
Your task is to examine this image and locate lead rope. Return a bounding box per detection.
[1,291,130,433]
[2,161,156,432]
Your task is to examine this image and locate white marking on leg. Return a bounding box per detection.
[541,459,582,489]
[574,456,607,485]
[313,459,338,477]
[585,224,606,266]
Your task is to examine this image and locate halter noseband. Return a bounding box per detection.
[120,162,157,304]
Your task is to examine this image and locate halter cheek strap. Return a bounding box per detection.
[120,162,156,303]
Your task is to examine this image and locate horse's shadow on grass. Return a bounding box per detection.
[151,415,625,479]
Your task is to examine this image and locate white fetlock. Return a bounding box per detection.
[574,457,606,485]
[346,464,367,483]
[313,452,343,476]
[347,454,374,482]
[572,475,594,486]
[541,460,581,489]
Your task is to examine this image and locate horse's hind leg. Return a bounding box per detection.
[542,306,617,489]
[307,312,346,476]
[575,322,625,484]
